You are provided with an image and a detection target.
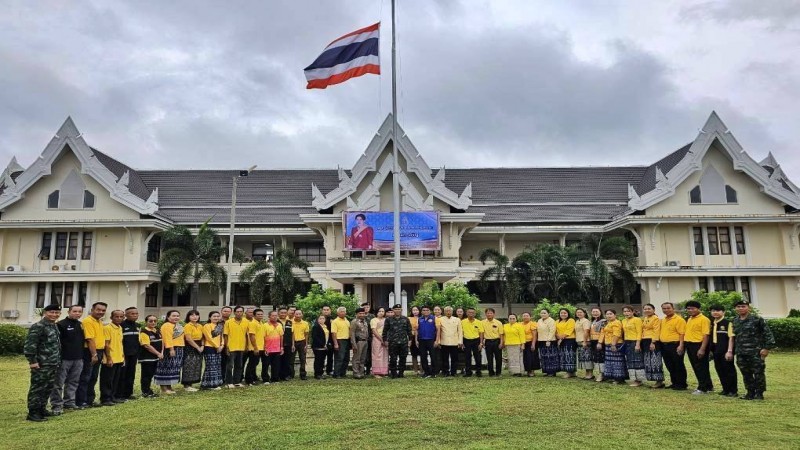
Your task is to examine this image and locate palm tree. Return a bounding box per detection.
[514,244,583,302]
[478,248,513,306]
[157,219,244,309]
[576,234,638,306]
[238,247,310,308]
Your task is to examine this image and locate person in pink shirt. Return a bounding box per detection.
[262,311,284,384]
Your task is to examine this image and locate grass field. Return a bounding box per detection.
[1,354,799,450]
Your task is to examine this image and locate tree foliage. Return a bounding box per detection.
[575,234,637,305]
[677,290,759,320]
[239,247,310,307]
[294,284,359,321]
[411,281,481,317]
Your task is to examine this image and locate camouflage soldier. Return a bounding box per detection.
[382,304,412,378]
[732,301,775,401]
[24,304,62,422]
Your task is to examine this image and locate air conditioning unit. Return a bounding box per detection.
[5,265,23,272]
[61,264,77,271]
[665,260,681,267]
[2,309,20,319]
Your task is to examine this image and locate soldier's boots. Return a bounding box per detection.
[753,391,765,400]
[26,410,47,422]
[740,391,755,400]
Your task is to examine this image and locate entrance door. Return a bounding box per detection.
[368,283,420,311]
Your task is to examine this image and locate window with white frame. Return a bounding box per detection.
[697,276,751,302]
[42,231,93,261]
[692,226,745,256]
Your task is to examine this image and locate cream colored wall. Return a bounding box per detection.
[2,151,141,221]
[753,278,787,317]
[0,230,42,270]
[646,147,786,217]
[459,239,497,263]
[747,224,786,266]
[0,283,33,323]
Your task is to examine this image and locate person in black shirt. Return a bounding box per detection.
[118,307,140,400]
[50,305,85,414]
[139,315,163,398]
[710,305,738,397]
[322,305,334,376]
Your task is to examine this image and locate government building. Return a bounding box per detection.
[1,112,799,324]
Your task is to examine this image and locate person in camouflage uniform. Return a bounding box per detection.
[24,304,62,422]
[382,304,412,378]
[732,301,775,401]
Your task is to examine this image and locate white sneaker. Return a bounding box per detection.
[184,386,198,392]
[692,389,706,395]
[212,387,222,390]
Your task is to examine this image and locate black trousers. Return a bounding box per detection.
[264,352,282,382]
[712,348,738,394]
[140,361,157,395]
[686,342,713,392]
[325,348,335,375]
[418,339,435,375]
[661,342,688,389]
[313,348,327,377]
[245,351,262,384]
[334,339,351,377]
[281,345,295,379]
[523,341,539,372]
[464,339,482,375]
[388,342,408,376]
[485,339,502,375]
[99,362,122,402]
[431,345,441,375]
[225,351,244,385]
[365,339,372,374]
[440,345,458,376]
[77,348,104,406]
[118,355,137,398]
[294,341,308,378]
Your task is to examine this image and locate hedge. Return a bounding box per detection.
[767,318,800,350]
[0,324,28,355]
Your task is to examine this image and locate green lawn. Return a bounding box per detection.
[1,354,799,449]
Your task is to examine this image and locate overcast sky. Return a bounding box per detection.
[1,0,798,179]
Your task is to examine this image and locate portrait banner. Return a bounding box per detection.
[343,211,440,251]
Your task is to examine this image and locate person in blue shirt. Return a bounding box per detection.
[415,306,438,378]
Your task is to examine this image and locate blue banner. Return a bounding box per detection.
[343,211,440,251]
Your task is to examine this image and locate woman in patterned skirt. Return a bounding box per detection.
[155,310,185,394]
[181,310,204,392]
[555,308,577,378]
[641,303,665,388]
[574,308,593,379]
[201,311,224,390]
[599,309,627,384]
[537,309,559,377]
[589,307,606,381]
[622,306,646,387]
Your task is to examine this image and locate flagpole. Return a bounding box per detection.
[391,0,404,315]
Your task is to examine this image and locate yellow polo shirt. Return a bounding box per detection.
[103,323,124,364]
[461,318,485,340]
[202,323,222,348]
[409,316,419,334]
[601,319,623,345]
[685,314,711,343]
[160,322,185,348]
[481,319,504,340]
[248,319,267,351]
[82,316,105,350]
[522,320,537,342]
[331,317,351,340]
[224,318,249,352]
[556,318,576,339]
[660,314,686,343]
[183,322,204,343]
[642,316,661,341]
[292,319,310,342]
[503,323,526,346]
[622,317,643,341]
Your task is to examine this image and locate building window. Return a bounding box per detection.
[725,185,737,203]
[698,277,708,292]
[718,227,731,255]
[294,241,326,262]
[252,243,273,261]
[145,283,159,307]
[36,282,47,308]
[693,227,704,255]
[82,232,93,260]
[177,290,190,307]
[47,191,60,208]
[162,284,175,307]
[83,191,95,208]
[55,232,68,259]
[50,282,63,306]
[62,282,75,307]
[40,233,52,259]
[734,226,746,254]
[233,283,251,305]
[740,277,751,302]
[78,282,88,307]
[690,186,702,204]
[67,232,79,260]
[147,235,162,263]
[706,227,719,255]
[713,277,736,292]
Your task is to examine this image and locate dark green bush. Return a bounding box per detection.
[787,309,800,318]
[0,324,28,355]
[766,318,800,350]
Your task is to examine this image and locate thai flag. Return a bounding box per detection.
[304,22,380,89]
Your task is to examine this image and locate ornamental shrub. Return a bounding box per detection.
[787,309,800,318]
[295,284,360,321]
[766,318,800,350]
[534,298,577,319]
[411,281,481,318]
[678,290,759,320]
[0,324,28,355]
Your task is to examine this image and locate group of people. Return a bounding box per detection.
[24,299,775,422]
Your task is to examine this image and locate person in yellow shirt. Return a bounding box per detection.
[138,315,163,398]
[684,300,713,394]
[223,306,249,388]
[181,310,204,392]
[660,302,688,390]
[78,301,107,408]
[621,306,645,387]
[482,308,504,377]
[556,309,577,378]
[331,307,351,378]
[245,309,266,385]
[201,311,224,390]
[503,314,525,376]
[641,304,665,388]
[291,310,311,381]
[461,308,484,377]
[537,309,558,376]
[99,310,125,406]
[589,307,606,381]
[263,311,285,383]
[598,309,626,384]
[521,312,539,377]
[155,310,185,395]
[409,306,421,376]
[574,308,593,380]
